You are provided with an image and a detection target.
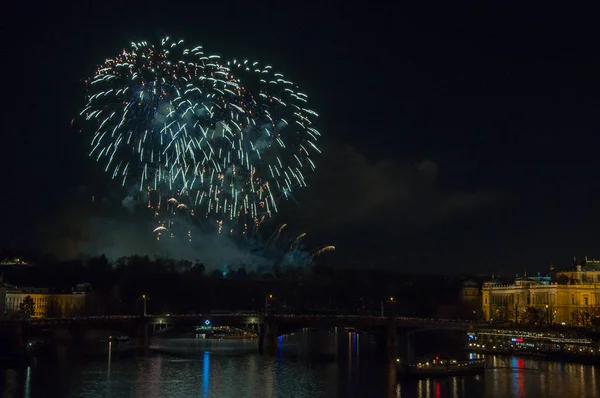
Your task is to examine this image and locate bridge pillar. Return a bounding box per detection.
[397,329,415,366]
[137,317,149,350]
[258,317,278,354]
[385,321,400,359]
[386,323,398,352]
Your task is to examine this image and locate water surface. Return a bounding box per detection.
[3,330,599,397]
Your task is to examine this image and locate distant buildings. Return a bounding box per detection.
[461,280,481,303]
[0,279,89,318]
[0,257,30,266]
[481,257,600,326]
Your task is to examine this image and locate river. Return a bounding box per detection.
[3,329,599,397]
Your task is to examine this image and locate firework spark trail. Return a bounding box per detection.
[83,37,320,229]
[310,245,336,261]
[289,232,307,250]
[265,223,287,249]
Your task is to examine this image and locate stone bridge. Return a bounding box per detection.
[1,313,492,357]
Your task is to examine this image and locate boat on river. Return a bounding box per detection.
[396,357,485,378]
[195,325,257,340]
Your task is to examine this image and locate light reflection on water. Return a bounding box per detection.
[203,351,209,397]
[9,330,600,398]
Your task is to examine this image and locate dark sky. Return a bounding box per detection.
[2,1,599,274]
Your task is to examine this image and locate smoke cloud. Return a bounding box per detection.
[35,185,317,272]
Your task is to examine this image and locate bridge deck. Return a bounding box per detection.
[0,314,497,331]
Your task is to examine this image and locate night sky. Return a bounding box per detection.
[2,2,599,274]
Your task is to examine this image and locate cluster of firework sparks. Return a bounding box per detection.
[80,37,333,267]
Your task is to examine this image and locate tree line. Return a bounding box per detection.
[1,253,480,318]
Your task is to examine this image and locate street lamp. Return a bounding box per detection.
[380,297,395,318]
[545,304,549,325]
[265,294,274,315]
[141,294,148,317]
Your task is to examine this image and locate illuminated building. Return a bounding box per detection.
[0,279,88,318]
[481,257,600,326]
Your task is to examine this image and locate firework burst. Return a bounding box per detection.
[82,37,320,228]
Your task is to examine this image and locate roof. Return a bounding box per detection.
[584,259,600,271]
[485,278,501,285]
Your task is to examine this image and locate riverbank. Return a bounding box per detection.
[466,328,599,365]
[469,347,599,365]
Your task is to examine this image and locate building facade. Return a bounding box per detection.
[0,281,88,318]
[481,259,600,326]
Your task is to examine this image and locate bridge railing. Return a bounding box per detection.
[0,313,493,329]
